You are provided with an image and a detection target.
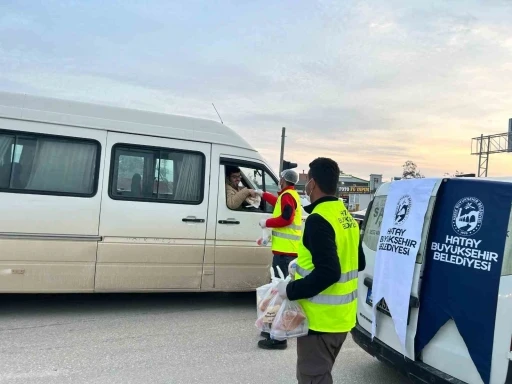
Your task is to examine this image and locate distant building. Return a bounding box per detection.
[338,173,371,211]
[296,171,382,212]
[296,171,309,195]
[370,174,383,194]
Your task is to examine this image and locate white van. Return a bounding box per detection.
[351,179,512,384]
[0,91,303,293]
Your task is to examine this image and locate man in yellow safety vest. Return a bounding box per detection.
[255,168,302,350]
[274,157,359,383]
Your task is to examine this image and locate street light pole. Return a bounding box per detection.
[279,127,286,174]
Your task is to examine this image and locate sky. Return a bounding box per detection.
[1,0,512,181]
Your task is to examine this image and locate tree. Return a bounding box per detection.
[402,160,424,179]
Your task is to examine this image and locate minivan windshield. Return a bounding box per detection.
[362,196,386,252]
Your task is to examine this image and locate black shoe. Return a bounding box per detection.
[260,331,270,339]
[257,338,287,350]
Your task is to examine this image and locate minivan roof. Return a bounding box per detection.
[0,91,256,151]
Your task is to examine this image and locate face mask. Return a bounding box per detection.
[305,179,313,202]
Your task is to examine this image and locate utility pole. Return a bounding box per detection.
[279,127,286,174]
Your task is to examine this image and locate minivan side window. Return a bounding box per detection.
[0,131,99,196]
[222,163,278,213]
[110,144,205,204]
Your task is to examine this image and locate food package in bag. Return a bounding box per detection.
[255,266,285,332]
[256,266,280,317]
[270,299,309,340]
[256,283,273,318]
[255,290,283,333]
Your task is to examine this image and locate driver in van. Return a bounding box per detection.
[225,166,257,210]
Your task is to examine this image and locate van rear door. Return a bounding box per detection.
[357,181,440,359]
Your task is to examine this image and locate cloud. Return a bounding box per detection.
[1,0,512,181]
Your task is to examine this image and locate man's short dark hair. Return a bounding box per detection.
[225,165,241,178]
[308,157,340,195]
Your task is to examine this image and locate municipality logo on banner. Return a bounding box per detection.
[371,178,438,359]
[394,195,412,225]
[378,195,418,257]
[452,197,484,236]
[431,196,497,273]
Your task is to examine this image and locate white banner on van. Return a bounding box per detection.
[371,178,437,358]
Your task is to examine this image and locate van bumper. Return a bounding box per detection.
[351,323,465,384]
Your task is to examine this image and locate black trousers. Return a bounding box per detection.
[272,253,296,278]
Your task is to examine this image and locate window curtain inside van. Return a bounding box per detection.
[174,153,201,201]
[25,139,97,193]
[0,136,14,187]
[0,136,12,164]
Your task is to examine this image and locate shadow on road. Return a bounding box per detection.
[0,292,411,384]
[0,291,255,317]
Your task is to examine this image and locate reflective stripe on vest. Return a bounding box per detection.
[296,265,358,284]
[271,189,302,254]
[308,290,358,305]
[272,231,301,241]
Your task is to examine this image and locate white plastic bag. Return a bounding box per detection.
[245,195,261,209]
[270,299,309,340]
[256,283,272,317]
[256,266,276,318]
[256,228,271,246]
[255,266,285,332]
[255,291,283,333]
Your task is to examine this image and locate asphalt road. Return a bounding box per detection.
[0,292,407,384]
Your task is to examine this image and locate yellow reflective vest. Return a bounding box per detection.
[295,199,359,333]
[271,189,302,254]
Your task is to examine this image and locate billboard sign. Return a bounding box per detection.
[338,185,370,194]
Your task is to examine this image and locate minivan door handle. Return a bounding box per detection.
[182,217,205,223]
[218,219,240,225]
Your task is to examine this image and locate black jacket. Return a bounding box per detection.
[286,196,343,301]
[286,196,365,300]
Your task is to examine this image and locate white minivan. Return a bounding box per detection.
[0,91,302,293]
[351,179,512,384]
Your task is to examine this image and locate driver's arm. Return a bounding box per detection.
[226,186,252,210]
